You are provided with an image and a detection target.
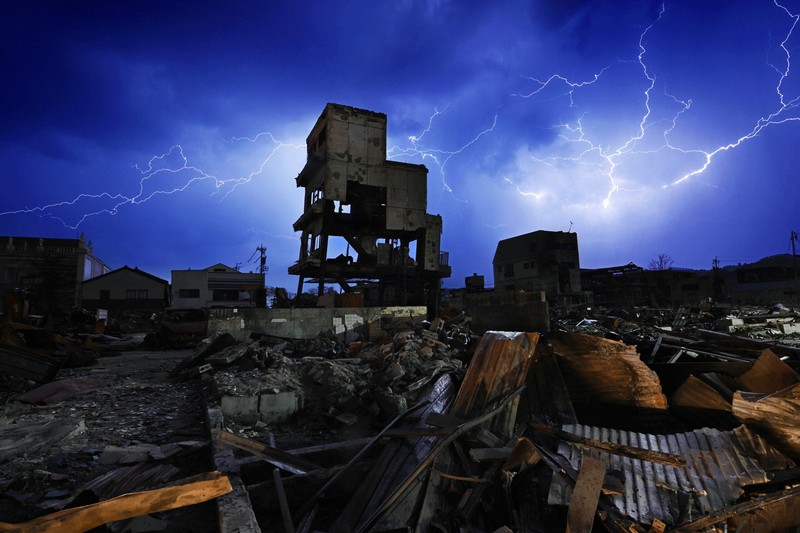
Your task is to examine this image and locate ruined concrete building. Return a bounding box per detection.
[289,103,451,311]
[493,230,585,306]
[0,234,108,319]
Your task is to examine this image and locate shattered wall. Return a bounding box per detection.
[208,306,427,341]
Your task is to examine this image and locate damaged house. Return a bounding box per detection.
[81,266,169,321]
[0,235,108,321]
[172,264,266,309]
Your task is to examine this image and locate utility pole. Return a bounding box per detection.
[712,256,723,303]
[253,244,268,308]
[257,244,267,275]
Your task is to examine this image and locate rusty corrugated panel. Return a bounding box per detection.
[454,331,539,414]
[733,382,800,457]
[548,423,794,526]
[410,331,540,533]
[551,332,668,409]
[670,375,731,411]
[735,349,799,393]
[452,331,539,436]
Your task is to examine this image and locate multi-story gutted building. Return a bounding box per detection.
[0,234,108,319]
[581,263,648,307]
[492,230,583,305]
[289,103,450,312]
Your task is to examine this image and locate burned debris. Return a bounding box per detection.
[92,301,793,532]
[4,296,800,530]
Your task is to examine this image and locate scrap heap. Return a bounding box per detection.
[161,302,800,532]
[1,302,800,531]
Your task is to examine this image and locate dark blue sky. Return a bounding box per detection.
[2,1,799,289]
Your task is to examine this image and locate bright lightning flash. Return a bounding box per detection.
[388,105,498,197]
[511,0,800,208]
[0,134,301,229]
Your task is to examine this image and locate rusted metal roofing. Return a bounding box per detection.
[548,423,795,526]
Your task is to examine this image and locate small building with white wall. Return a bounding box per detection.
[171,263,265,308]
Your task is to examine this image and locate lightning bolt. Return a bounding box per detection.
[511,0,799,207]
[388,106,498,196]
[0,135,301,229]
[503,177,543,200]
[512,67,610,105]
[670,0,800,186]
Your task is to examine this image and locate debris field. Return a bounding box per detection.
[2,304,800,532]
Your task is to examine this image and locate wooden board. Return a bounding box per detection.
[736,349,799,394]
[0,472,231,533]
[566,455,606,533]
[732,382,800,457]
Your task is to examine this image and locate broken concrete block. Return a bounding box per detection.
[717,317,745,332]
[220,396,260,425]
[258,391,302,424]
[383,361,405,381]
[780,322,800,335]
[335,412,359,426]
[100,444,161,465]
[393,331,414,348]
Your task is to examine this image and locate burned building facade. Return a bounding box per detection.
[724,254,800,306]
[0,235,108,320]
[492,230,584,306]
[289,103,450,311]
[581,263,718,308]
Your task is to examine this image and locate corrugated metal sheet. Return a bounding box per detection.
[547,423,795,526]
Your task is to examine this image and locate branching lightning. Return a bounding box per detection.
[1,135,301,229]
[512,0,800,208]
[669,0,800,186]
[5,0,797,236]
[388,106,498,195]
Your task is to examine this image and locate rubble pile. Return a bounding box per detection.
[3,303,800,532]
[715,304,800,342]
[199,310,800,532]
[182,326,467,446]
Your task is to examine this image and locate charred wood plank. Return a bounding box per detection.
[216,429,323,475]
[331,374,456,533]
[358,384,527,532]
[295,399,431,522]
[675,484,800,532]
[273,469,294,533]
[566,455,606,533]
